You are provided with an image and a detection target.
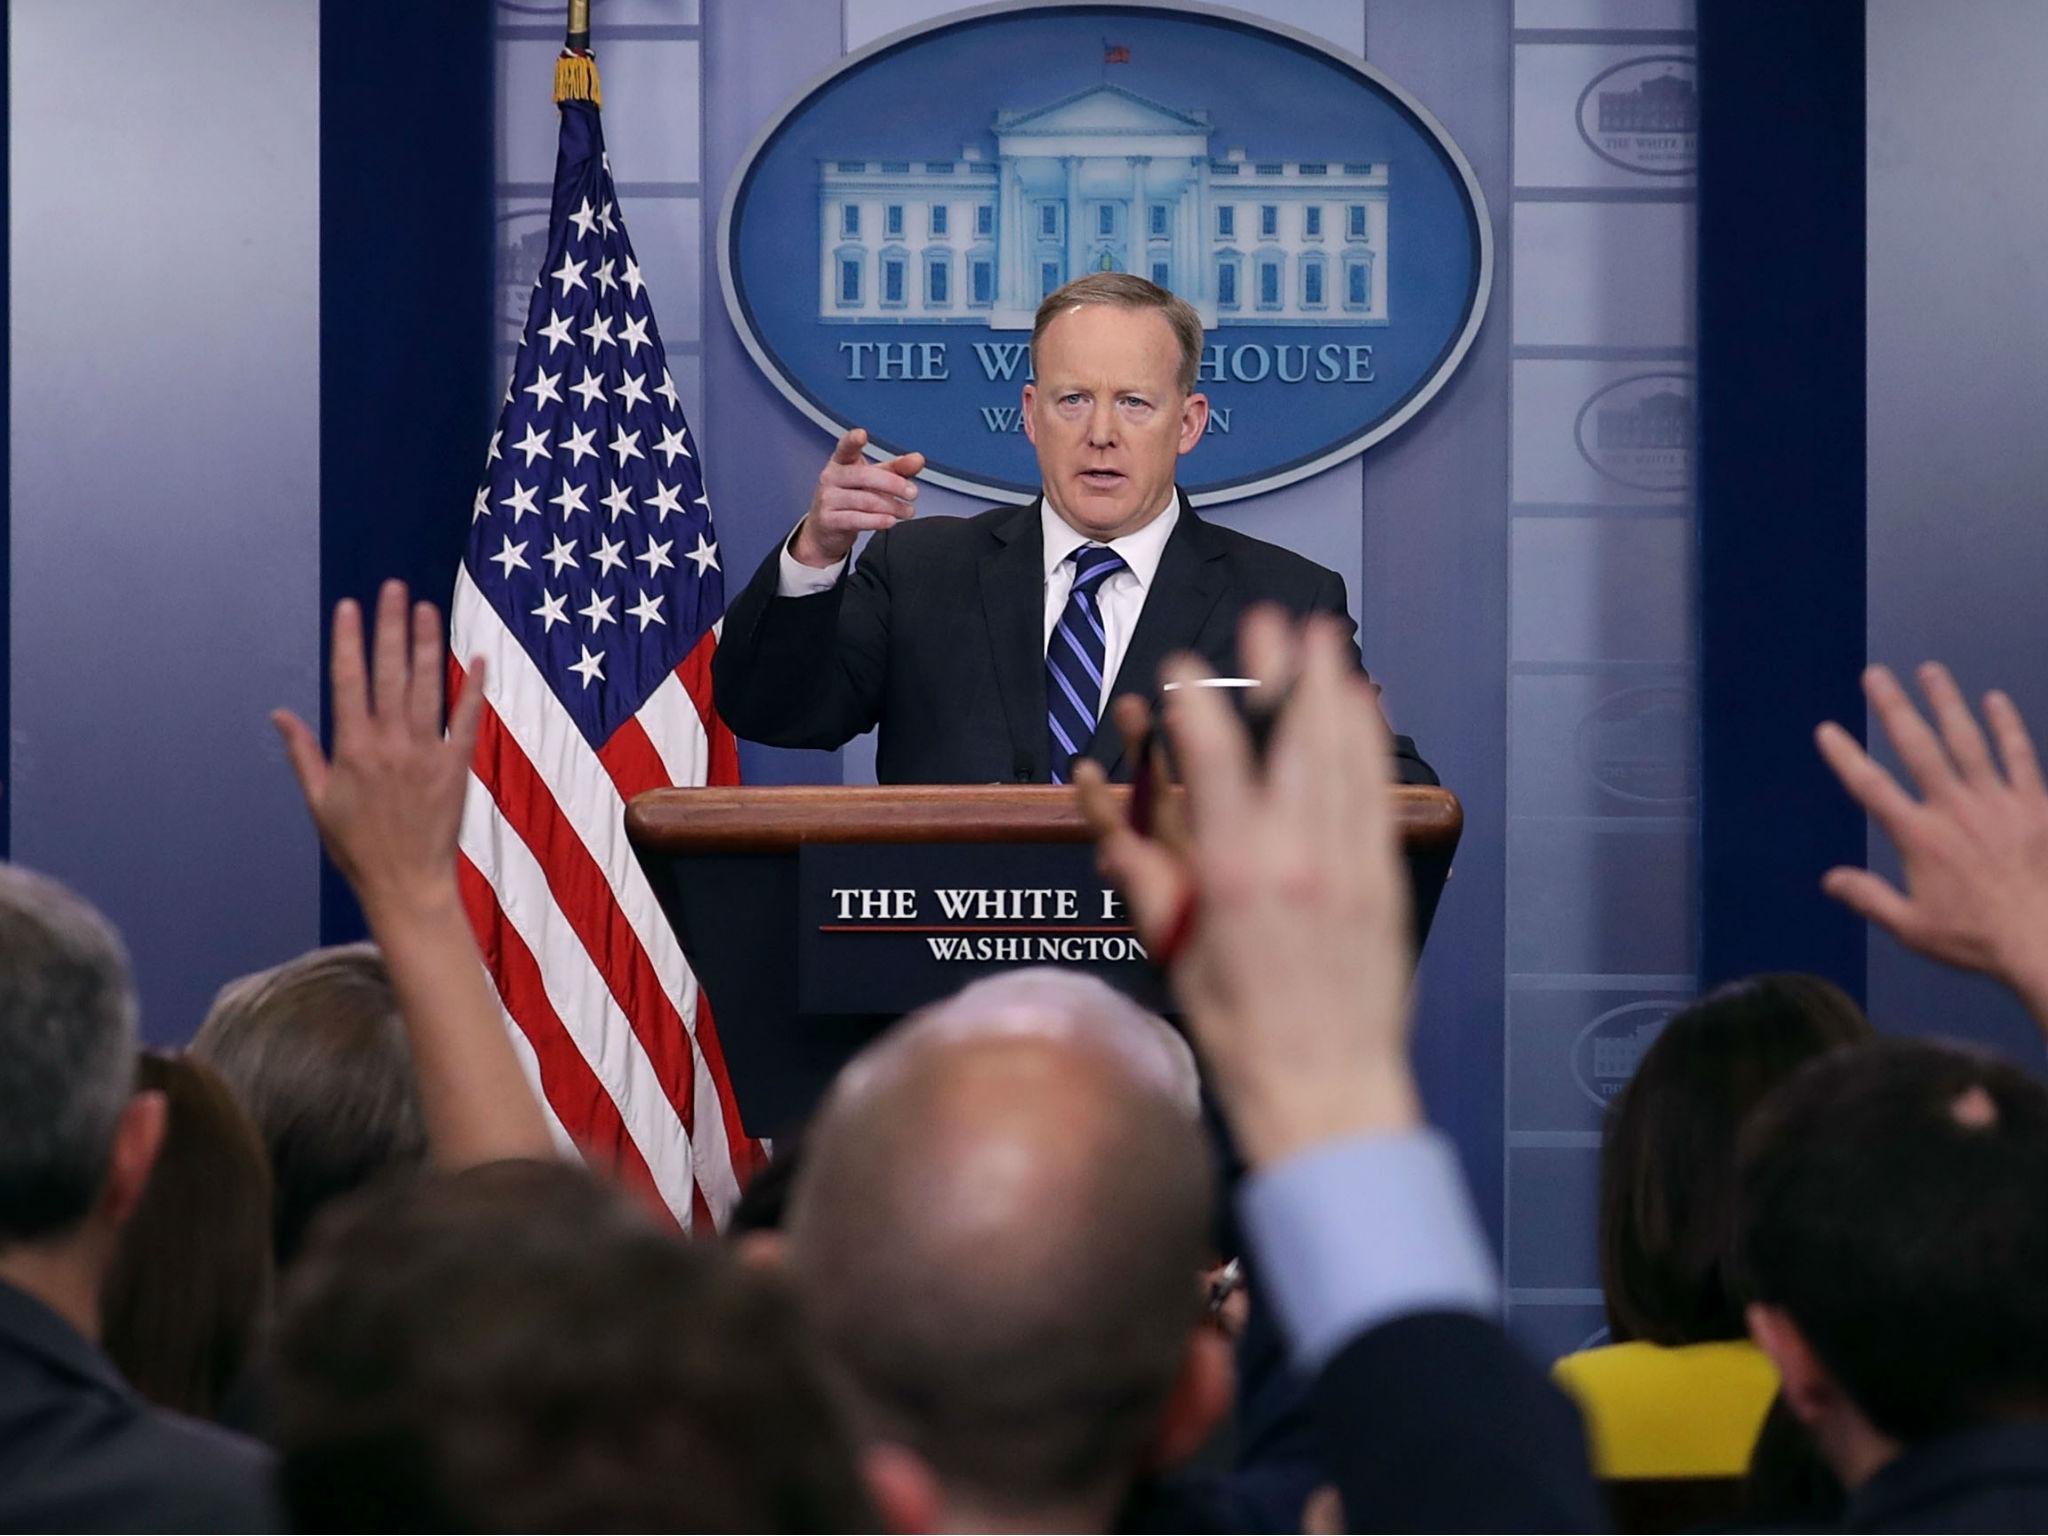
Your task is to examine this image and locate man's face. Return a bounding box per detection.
[1023,304,1209,541]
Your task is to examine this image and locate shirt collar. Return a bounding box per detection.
[1040,492,1180,591]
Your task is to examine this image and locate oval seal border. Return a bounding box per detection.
[716,0,1494,506]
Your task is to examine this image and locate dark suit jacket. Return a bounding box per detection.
[1310,1311,1605,1533]
[1845,1423,2048,1533]
[0,1279,276,1532]
[714,493,1437,785]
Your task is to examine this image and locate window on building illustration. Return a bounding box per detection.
[1097,204,1115,237]
[931,205,949,237]
[1149,204,1167,237]
[839,257,861,305]
[972,258,994,305]
[1303,260,1324,307]
[1258,259,1280,308]
[1348,204,1368,240]
[927,257,950,306]
[1150,260,1170,288]
[1040,260,1061,299]
[884,258,905,305]
[886,205,904,237]
[1347,259,1370,308]
[976,204,994,236]
[1217,260,1238,309]
[842,203,861,238]
[1305,206,1322,238]
[1260,205,1278,238]
[1039,204,1059,238]
[1217,205,1235,238]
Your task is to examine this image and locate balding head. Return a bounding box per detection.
[787,971,1214,1525]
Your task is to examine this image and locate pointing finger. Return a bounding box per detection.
[830,428,868,466]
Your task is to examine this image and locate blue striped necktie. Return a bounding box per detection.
[1046,544,1127,783]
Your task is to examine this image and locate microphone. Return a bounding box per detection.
[1012,751,1034,783]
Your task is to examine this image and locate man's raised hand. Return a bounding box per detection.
[789,427,926,569]
[1818,662,2048,1024]
[272,580,484,917]
[1076,610,1421,1170]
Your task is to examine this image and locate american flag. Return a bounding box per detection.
[450,73,762,1230]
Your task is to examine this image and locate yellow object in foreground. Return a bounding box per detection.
[1552,1339,1780,1479]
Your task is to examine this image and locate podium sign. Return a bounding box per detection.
[627,785,1460,1137]
[797,843,1170,1014]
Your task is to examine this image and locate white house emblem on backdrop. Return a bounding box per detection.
[816,83,1390,332]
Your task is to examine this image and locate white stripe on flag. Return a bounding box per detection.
[460,770,700,1224]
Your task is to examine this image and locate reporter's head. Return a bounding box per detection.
[1737,1039,2048,1481]
[274,1159,875,1532]
[0,865,164,1296]
[1599,973,1871,1346]
[786,970,1223,1532]
[193,943,425,1270]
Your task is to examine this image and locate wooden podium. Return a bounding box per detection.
[627,785,1461,1138]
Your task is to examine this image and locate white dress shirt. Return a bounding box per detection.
[775,493,1180,712]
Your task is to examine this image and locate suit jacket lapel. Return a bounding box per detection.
[1090,493,1230,778]
[980,500,1049,780]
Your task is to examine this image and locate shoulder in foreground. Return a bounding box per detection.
[883,500,1033,552]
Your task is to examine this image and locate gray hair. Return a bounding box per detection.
[866,967,1201,1116]
[0,866,139,1243]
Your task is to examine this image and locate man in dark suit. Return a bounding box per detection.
[1738,1038,2048,1533]
[0,866,275,1532]
[714,272,1434,786]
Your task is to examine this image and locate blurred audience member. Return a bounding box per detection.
[193,943,426,1269]
[1082,611,1603,1531]
[274,1158,873,1532]
[102,1052,273,1421]
[0,866,275,1530]
[1552,974,1870,1527]
[786,968,1230,1533]
[1738,1038,2048,1529]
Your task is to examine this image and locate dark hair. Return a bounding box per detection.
[1737,1038,2048,1442]
[274,1160,875,1532]
[0,865,138,1244]
[102,1053,274,1419]
[192,944,426,1268]
[1599,974,1870,1345]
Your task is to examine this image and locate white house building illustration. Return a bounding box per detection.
[817,83,1390,330]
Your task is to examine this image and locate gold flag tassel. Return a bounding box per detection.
[553,0,602,105]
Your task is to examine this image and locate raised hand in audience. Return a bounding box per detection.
[273,580,556,1166]
[1817,662,2048,1025]
[1075,608,1420,1167]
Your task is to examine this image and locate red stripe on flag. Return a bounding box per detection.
[467,699,701,1141]
[677,630,741,786]
[456,852,675,1225]
[591,653,761,1185]
[595,714,674,801]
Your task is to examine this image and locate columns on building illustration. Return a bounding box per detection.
[1128,154,1148,279]
[1062,155,1083,283]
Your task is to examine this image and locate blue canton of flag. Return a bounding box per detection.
[470,106,717,749]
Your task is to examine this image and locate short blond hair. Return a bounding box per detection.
[1030,272,1204,396]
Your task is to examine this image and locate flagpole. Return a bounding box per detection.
[556,0,601,105]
